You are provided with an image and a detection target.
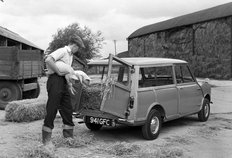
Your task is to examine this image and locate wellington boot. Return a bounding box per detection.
[63,129,74,138]
[62,125,74,138]
[42,126,53,145]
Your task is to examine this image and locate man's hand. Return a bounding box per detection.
[69,85,76,95]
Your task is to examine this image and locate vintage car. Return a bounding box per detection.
[80,54,211,140]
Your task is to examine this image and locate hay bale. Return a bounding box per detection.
[5,98,46,122]
[79,78,115,110]
[80,84,102,110]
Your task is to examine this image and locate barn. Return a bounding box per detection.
[127,2,232,79]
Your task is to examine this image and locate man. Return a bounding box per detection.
[42,35,85,146]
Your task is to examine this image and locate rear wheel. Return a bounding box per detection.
[85,122,102,131]
[142,109,162,140]
[198,98,210,122]
[0,81,22,109]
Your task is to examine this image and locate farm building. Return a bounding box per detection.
[127,2,232,79]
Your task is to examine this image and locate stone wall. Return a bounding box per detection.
[128,17,232,79]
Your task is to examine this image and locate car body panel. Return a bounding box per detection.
[100,83,130,118]
[177,83,203,114]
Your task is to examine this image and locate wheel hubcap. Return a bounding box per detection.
[0,88,12,101]
[150,116,159,134]
[204,103,209,117]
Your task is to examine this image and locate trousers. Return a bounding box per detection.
[43,73,74,129]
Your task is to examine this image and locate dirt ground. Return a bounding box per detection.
[0,77,232,158]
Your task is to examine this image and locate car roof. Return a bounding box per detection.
[88,57,187,66]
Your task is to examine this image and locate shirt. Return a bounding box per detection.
[46,46,73,75]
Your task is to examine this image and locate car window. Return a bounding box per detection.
[87,65,129,86]
[139,66,174,88]
[175,65,195,84]
[87,65,108,84]
[111,65,129,86]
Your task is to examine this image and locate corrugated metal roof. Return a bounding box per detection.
[128,2,232,39]
[0,26,42,50]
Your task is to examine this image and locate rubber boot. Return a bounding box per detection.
[63,125,74,138]
[42,126,55,155]
[42,130,52,145]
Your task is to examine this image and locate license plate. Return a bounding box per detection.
[85,116,114,126]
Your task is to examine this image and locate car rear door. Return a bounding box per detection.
[100,54,132,118]
[175,64,203,114]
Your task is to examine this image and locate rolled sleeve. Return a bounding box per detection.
[49,48,65,61]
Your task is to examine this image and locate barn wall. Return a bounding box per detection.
[128,17,232,79]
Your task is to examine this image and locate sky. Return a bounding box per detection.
[0,0,232,58]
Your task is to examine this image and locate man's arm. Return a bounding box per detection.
[45,56,68,76]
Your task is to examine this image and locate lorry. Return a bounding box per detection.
[0,47,43,109]
[0,26,43,109]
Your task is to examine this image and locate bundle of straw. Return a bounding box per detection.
[5,98,46,122]
[79,84,102,110]
[79,77,115,110]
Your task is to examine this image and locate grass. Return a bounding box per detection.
[96,142,184,158]
[52,132,95,148]
[97,141,140,157]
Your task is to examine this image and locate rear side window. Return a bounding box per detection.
[175,65,195,84]
[87,65,129,86]
[139,66,174,88]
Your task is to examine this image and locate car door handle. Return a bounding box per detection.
[197,88,201,90]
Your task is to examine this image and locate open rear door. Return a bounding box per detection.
[100,54,132,118]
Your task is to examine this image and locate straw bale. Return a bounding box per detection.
[5,98,46,122]
[80,84,102,110]
[79,77,115,110]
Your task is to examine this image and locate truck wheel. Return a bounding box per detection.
[198,98,210,122]
[85,122,102,131]
[142,109,162,140]
[0,82,22,109]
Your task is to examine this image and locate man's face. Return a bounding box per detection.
[71,44,79,54]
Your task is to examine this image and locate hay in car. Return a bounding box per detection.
[79,77,115,110]
[80,84,102,110]
[5,98,46,122]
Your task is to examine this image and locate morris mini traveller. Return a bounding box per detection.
[80,54,211,140]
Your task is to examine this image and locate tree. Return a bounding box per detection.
[48,23,104,61]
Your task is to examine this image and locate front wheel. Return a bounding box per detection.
[142,109,162,140]
[198,98,210,122]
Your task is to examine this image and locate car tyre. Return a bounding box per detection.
[142,109,162,140]
[85,122,102,131]
[198,98,210,122]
